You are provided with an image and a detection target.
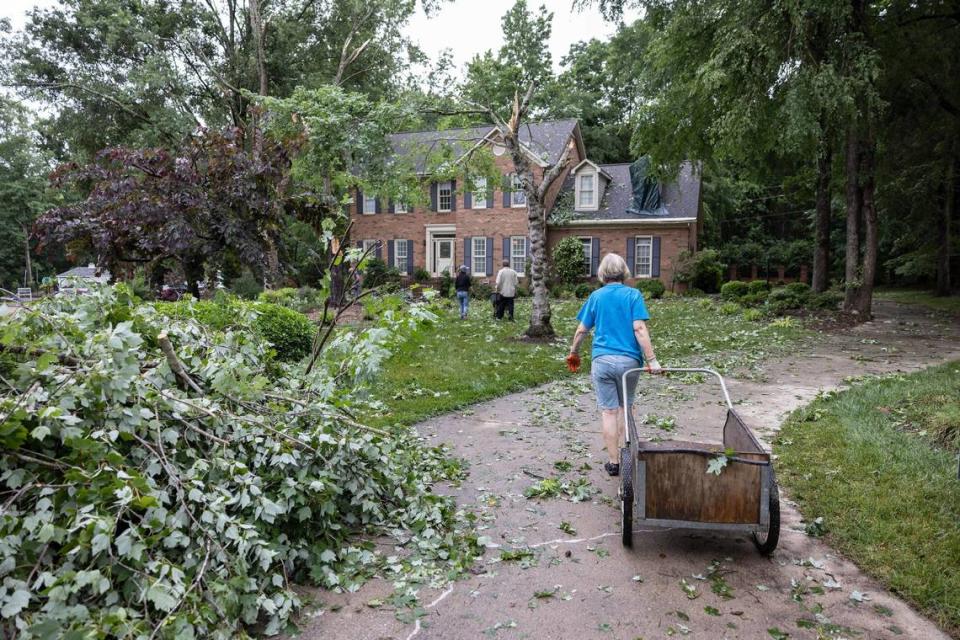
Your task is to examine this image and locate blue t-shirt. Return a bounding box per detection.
[576,283,650,362]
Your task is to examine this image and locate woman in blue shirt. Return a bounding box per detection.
[566,253,662,476]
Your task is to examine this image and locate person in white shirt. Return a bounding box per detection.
[494,260,519,321]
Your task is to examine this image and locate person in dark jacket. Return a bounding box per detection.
[454,265,471,319]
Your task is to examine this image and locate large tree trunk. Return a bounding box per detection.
[854,133,878,317]
[812,137,832,293]
[843,126,862,311]
[936,152,955,296]
[526,196,553,337]
[489,85,571,338]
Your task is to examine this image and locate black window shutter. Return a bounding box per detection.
[356,188,364,213]
[356,241,362,249]
[430,183,438,211]
[387,240,394,267]
[464,237,472,271]
[374,196,381,214]
[486,237,494,275]
[388,200,395,214]
[406,240,414,275]
[526,237,531,259]
[502,237,510,265]
[503,174,512,207]
[652,237,661,277]
[450,179,457,211]
[464,190,472,209]
[626,237,635,275]
[375,241,382,261]
[591,238,600,276]
[486,185,494,208]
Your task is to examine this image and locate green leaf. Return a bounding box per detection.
[1,589,30,618]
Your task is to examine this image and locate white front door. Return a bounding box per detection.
[434,238,454,275]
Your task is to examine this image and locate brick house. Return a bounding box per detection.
[349,119,701,287]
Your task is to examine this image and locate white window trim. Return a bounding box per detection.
[471,237,487,276]
[511,174,527,208]
[394,239,409,275]
[576,172,597,210]
[635,236,653,279]
[579,236,593,277]
[361,239,378,253]
[510,236,527,275]
[472,177,487,209]
[394,201,407,214]
[362,194,377,215]
[438,181,453,212]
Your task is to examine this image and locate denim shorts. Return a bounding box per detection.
[590,355,641,410]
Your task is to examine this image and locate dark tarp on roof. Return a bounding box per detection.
[556,161,701,223]
[389,119,579,173]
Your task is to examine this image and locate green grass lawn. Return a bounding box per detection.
[775,362,960,636]
[875,288,960,315]
[363,295,808,428]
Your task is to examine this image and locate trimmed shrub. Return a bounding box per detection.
[748,279,771,294]
[363,258,402,290]
[553,237,586,286]
[573,282,595,299]
[635,278,666,300]
[682,287,706,297]
[740,291,769,306]
[719,302,742,315]
[766,287,804,315]
[472,282,494,301]
[413,267,432,283]
[253,303,315,362]
[785,281,812,300]
[516,285,530,298]
[720,280,749,301]
[743,308,764,321]
[156,300,314,362]
[550,284,573,299]
[674,249,724,293]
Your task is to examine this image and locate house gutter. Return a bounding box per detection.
[550,217,697,227]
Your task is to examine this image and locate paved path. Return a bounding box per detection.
[295,301,960,640]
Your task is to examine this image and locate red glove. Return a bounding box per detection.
[565,353,581,372]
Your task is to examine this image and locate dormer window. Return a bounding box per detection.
[578,174,595,208]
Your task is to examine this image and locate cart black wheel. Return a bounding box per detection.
[752,472,780,555]
[620,446,633,548]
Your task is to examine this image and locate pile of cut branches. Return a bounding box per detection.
[0,286,477,639]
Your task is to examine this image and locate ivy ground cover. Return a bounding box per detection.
[364,295,809,428]
[776,362,960,635]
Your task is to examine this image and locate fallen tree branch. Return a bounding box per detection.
[158,333,204,395]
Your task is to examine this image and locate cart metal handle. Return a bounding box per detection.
[621,367,734,443]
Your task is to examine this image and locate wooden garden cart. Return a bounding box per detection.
[619,367,780,554]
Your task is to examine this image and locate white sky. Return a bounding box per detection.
[1,0,638,73]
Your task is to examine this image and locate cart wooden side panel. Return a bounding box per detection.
[638,451,764,524]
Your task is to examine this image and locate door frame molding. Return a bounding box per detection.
[425,224,456,276]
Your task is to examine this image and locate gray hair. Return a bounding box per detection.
[459,264,468,273]
[597,253,631,283]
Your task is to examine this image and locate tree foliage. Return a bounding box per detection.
[33,128,294,293]
[0,285,478,638]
